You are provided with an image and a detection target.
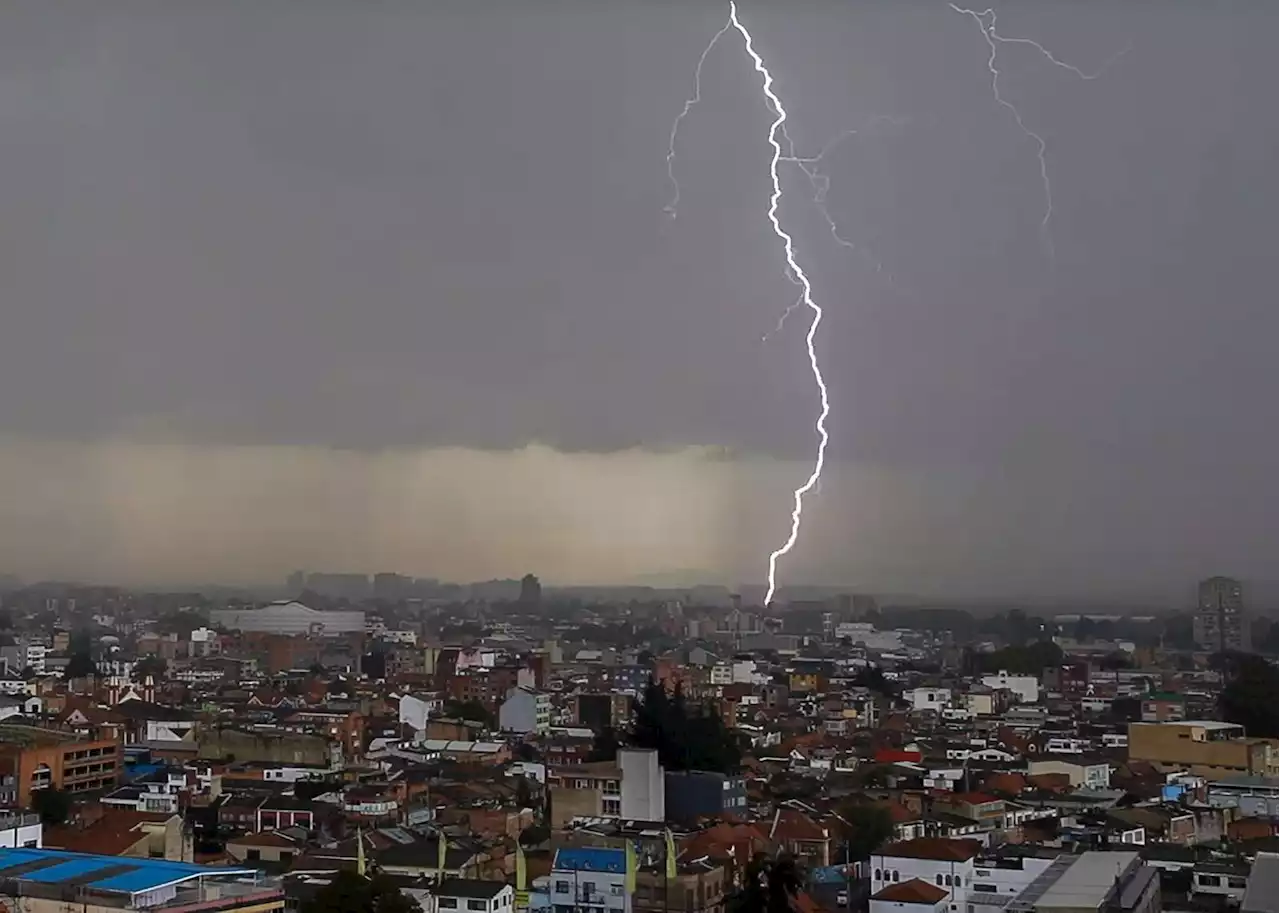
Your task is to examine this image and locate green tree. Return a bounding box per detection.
[442,698,494,727]
[31,788,72,826]
[977,640,1063,675]
[65,651,97,680]
[299,870,419,913]
[132,655,168,682]
[1218,653,1279,738]
[629,679,742,775]
[588,725,620,762]
[835,804,896,862]
[730,854,804,913]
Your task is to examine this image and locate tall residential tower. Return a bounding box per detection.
[1194,576,1248,653]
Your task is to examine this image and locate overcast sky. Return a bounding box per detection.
[0,0,1274,601]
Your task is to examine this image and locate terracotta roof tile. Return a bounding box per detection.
[873,879,949,904]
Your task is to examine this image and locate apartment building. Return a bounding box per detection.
[0,731,121,807]
[1128,721,1275,778]
[546,749,665,827]
[550,847,629,913]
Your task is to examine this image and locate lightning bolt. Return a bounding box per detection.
[719,1,831,608]
[665,17,736,218]
[778,116,911,295]
[949,4,1130,264]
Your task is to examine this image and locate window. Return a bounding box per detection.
[973,885,997,894]
[1198,875,1221,887]
[467,901,487,911]
[582,882,596,896]
[875,870,882,882]
[936,876,944,886]
[892,871,900,882]
[438,900,458,909]
[611,885,624,896]
[555,882,570,894]
[246,849,261,861]
[945,876,953,887]
[1228,878,1247,890]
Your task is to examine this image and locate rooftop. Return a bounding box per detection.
[435,878,510,900]
[553,848,625,875]
[0,847,257,895]
[1036,851,1139,911]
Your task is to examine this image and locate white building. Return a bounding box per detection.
[550,847,629,913]
[619,748,664,822]
[399,693,443,739]
[904,688,952,714]
[981,671,1039,705]
[499,687,552,735]
[209,601,364,636]
[1028,759,1112,789]
[871,843,1154,913]
[0,813,41,849]
[413,878,514,913]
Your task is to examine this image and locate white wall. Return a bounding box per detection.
[905,689,951,713]
[619,748,665,822]
[870,853,974,913]
[981,672,1039,705]
[0,817,42,848]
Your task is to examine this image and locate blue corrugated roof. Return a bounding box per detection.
[554,848,625,874]
[0,848,256,894]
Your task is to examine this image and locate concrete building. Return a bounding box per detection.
[980,671,1039,705]
[0,732,121,808]
[1128,721,1275,778]
[870,843,1158,913]
[619,748,664,822]
[417,878,515,913]
[904,688,952,714]
[0,812,41,848]
[1194,576,1248,653]
[1206,775,1279,818]
[546,749,665,826]
[209,601,365,636]
[1027,758,1112,789]
[498,687,551,735]
[663,771,747,824]
[550,847,629,913]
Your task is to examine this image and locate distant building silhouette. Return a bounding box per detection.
[1194,576,1248,653]
[518,573,542,608]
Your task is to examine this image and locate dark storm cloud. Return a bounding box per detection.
[0,0,1273,598]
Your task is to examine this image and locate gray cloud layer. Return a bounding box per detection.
[0,1,1273,598]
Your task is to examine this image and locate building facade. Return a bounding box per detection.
[209,601,365,636]
[1194,576,1247,653]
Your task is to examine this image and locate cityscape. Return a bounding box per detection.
[0,2,1274,913]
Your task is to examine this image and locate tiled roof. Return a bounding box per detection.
[874,879,949,905]
[881,838,983,862]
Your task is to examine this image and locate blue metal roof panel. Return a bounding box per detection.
[23,859,124,883]
[0,849,255,894]
[554,848,625,874]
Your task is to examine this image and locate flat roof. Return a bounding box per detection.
[0,848,257,896]
[1177,720,1246,730]
[1036,851,1139,911]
